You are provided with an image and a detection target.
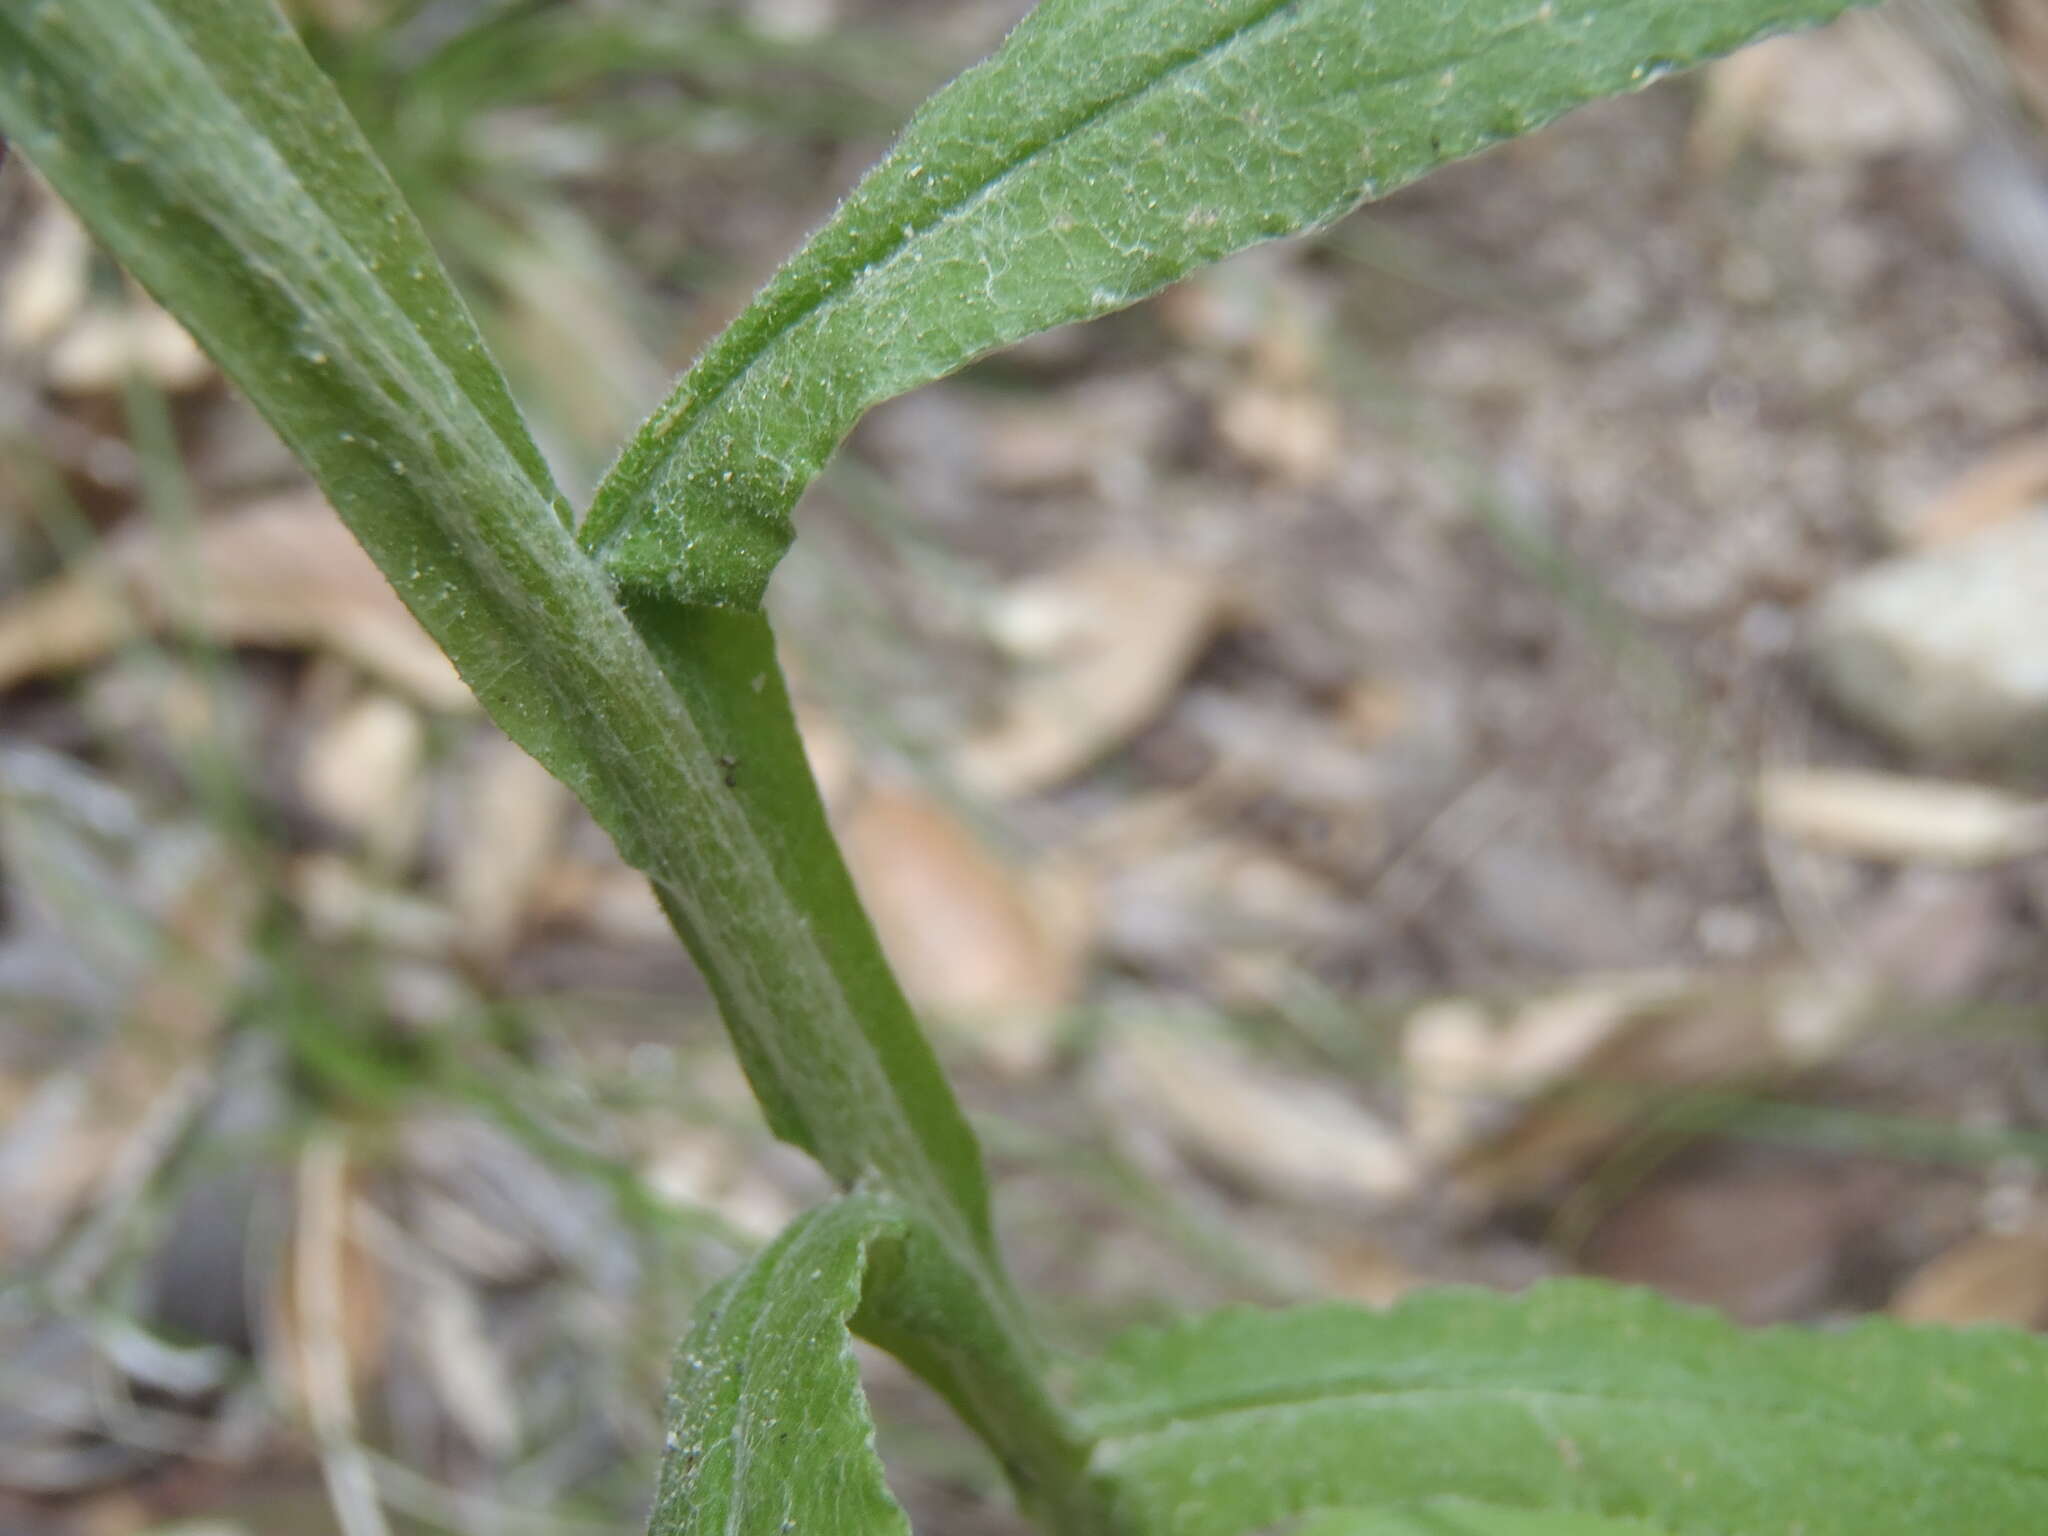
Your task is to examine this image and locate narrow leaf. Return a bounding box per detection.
[1078,1281,2048,1536]
[585,0,1871,606]
[652,1194,912,1536]
[653,1192,1123,1536]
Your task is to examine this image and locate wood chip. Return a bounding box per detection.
[956,553,1223,798]
[299,693,427,869]
[1892,1230,2048,1328]
[1,198,89,348]
[1215,385,1342,486]
[1100,1020,1416,1206]
[840,784,1089,1076]
[416,1273,520,1461]
[0,493,470,710]
[1756,767,2048,866]
[446,733,568,967]
[1909,438,2048,547]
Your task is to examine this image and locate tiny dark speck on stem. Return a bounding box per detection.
[719,754,740,788]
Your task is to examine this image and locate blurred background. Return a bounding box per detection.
[4,0,2048,1530]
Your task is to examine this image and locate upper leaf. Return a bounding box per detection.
[1077,1280,2048,1536]
[651,1193,911,1536]
[583,0,1871,607]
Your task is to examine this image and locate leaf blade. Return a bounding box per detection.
[585,0,1872,606]
[652,1191,1130,1536]
[653,1194,912,1536]
[1078,1281,2048,1536]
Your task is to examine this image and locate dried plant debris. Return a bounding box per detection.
[1756,766,2048,865]
[1581,1160,1900,1324]
[1907,433,2048,547]
[1690,9,1960,169]
[1,179,211,394]
[956,552,1225,798]
[0,493,470,710]
[1098,1016,1417,1208]
[443,732,569,970]
[839,781,1091,1076]
[1891,1228,2048,1328]
[1405,970,1879,1210]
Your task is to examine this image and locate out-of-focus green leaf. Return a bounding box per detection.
[1296,1503,1670,1536]
[1078,1281,2048,1536]
[584,0,1871,607]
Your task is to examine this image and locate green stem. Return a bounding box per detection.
[625,602,1128,1532]
[622,601,992,1253]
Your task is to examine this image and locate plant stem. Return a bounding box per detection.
[626,601,1131,1533]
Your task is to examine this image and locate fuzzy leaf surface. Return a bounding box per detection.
[585,0,1870,606]
[651,1194,911,1536]
[650,1191,1116,1535]
[1078,1281,2048,1536]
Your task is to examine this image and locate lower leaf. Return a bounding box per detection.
[652,1194,911,1536]
[1077,1280,2048,1536]
[652,1191,1125,1536]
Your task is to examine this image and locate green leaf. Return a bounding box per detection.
[1296,1503,1670,1536]
[1078,1281,2048,1536]
[652,1194,912,1536]
[584,0,1871,607]
[652,1192,1125,1536]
